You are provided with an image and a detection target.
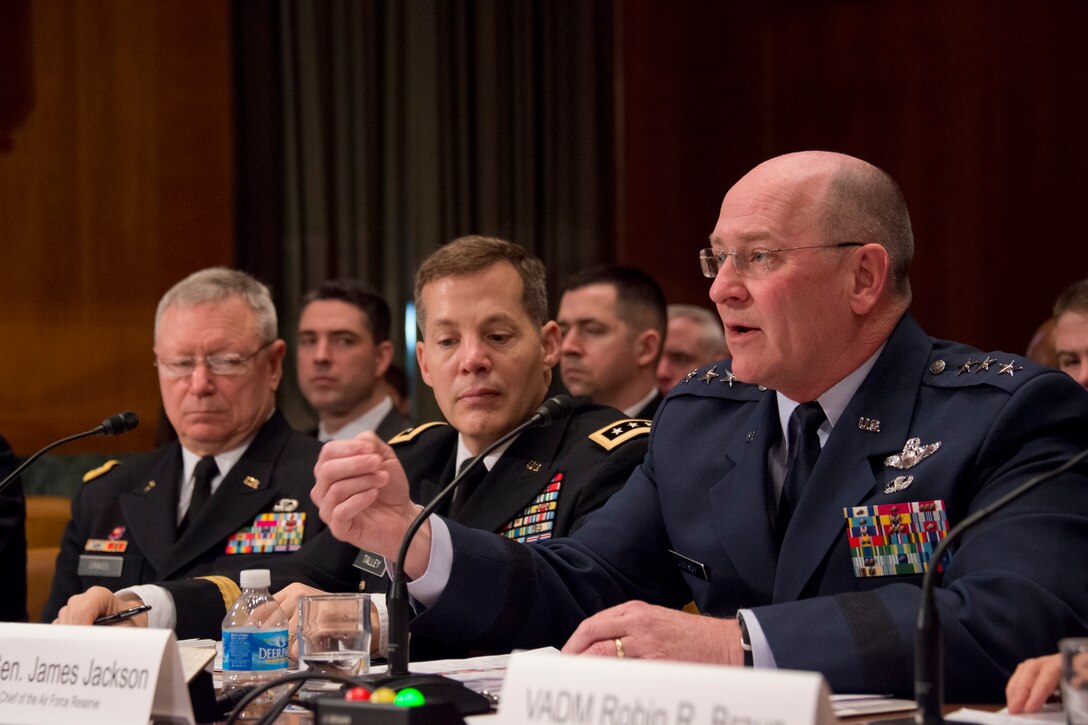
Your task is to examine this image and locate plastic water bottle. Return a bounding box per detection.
[221,569,289,718]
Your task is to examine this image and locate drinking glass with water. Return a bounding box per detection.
[297,593,372,680]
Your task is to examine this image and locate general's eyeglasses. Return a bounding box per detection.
[154,341,274,379]
[699,242,863,278]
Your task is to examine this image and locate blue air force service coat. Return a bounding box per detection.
[410,314,1088,701]
[42,411,324,622]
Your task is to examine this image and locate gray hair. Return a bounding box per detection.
[154,267,277,342]
[1054,278,1088,318]
[667,304,725,357]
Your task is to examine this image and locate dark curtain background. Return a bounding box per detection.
[234,0,616,425]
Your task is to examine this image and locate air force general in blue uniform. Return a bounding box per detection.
[409,313,1088,700]
[312,152,1088,702]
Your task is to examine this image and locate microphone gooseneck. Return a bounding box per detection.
[0,411,139,495]
[386,394,573,675]
[913,444,1088,725]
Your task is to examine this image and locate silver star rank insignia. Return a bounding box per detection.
[957,358,977,375]
[975,355,997,372]
[719,369,737,387]
[884,437,942,469]
[998,360,1023,377]
[683,370,698,384]
[699,366,719,384]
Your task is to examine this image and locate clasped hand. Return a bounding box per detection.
[312,433,429,577]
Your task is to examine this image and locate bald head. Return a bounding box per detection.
[708,151,912,401]
[742,152,914,303]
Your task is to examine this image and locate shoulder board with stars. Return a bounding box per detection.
[588,419,651,451]
[82,459,122,483]
[922,346,1042,391]
[672,363,766,401]
[388,421,449,446]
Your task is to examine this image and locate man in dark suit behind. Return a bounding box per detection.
[0,434,27,621]
[44,267,326,623]
[296,280,413,442]
[558,265,667,420]
[313,152,1088,701]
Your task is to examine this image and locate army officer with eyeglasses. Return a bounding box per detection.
[43,267,326,623]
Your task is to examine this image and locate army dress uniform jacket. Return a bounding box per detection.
[159,399,651,640]
[42,411,325,622]
[410,314,1088,701]
[289,398,652,596]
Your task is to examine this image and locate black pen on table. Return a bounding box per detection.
[93,604,152,625]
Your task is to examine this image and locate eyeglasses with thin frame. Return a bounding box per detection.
[698,242,864,279]
[154,341,274,379]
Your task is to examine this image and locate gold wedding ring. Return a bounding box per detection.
[614,638,625,658]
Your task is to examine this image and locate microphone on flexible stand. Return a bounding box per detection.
[0,412,139,495]
[911,444,1088,725]
[346,395,575,720]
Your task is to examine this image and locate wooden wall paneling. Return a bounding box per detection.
[0,0,234,456]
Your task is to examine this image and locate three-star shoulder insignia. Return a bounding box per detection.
[388,421,449,446]
[82,459,122,483]
[588,419,651,451]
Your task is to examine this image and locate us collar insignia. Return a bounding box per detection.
[719,369,738,387]
[884,437,941,470]
[243,475,261,490]
[975,355,997,372]
[143,479,156,493]
[683,370,698,384]
[699,365,720,384]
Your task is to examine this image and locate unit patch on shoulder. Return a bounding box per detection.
[388,421,449,446]
[589,419,651,451]
[83,459,122,483]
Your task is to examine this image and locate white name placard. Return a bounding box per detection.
[0,623,193,725]
[496,650,833,725]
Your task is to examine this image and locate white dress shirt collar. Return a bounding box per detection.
[318,396,394,442]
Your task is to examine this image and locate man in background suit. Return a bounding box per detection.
[312,152,1088,701]
[558,265,667,419]
[0,434,27,621]
[46,267,325,624]
[1053,277,1088,390]
[296,280,413,441]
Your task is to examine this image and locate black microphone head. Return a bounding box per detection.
[100,411,139,436]
[532,394,574,427]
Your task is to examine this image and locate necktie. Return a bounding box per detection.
[776,402,826,541]
[185,456,219,527]
[449,456,487,519]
